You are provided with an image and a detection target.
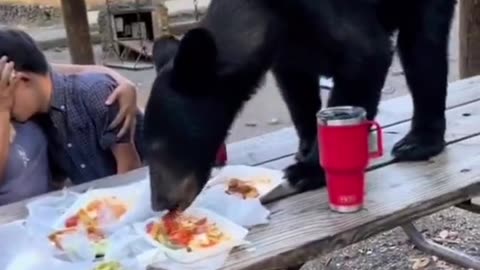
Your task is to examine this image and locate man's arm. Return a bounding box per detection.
[0,58,17,183]
[111,143,142,174]
[84,76,142,175]
[51,63,130,85]
[51,63,138,137]
[0,112,11,183]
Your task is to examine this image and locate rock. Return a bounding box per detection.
[439,230,449,239]
[268,118,280,125]
[245,122,258,127]
[410,257,430,269]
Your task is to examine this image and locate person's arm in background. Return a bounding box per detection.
[51,63,138,137]
[86,76,142,175]
[0,113,11,183]
[51,63,130,86]
[0,57,18,183]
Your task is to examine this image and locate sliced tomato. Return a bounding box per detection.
[169,230,193,247]
[65,215,79,228]
[163,217,179,234]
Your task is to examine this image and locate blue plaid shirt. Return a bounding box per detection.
[39,71,144,185]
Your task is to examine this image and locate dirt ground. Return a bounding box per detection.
[40,6,480,270]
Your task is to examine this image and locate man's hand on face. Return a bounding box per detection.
[0,56,18,114]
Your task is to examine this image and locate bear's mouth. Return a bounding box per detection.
[149,168,201,212]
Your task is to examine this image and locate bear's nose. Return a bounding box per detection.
[151,195,178,212]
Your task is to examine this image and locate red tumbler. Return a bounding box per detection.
[317,106,383,213]
[215,143,228,166]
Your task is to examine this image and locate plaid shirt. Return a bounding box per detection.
[39,71,144,185]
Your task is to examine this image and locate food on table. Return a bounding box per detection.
[94,261,123,270]
[48,227,108,257]
[225,178,261,199]
[65,196,127,228]
[146,210,229,251]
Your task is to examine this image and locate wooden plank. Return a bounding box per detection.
[228,76,480,166]
[222,135,480,270]
[262,98,480,202]
[60,0,95,64]
[459,0,480,78]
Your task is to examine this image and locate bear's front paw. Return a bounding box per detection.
[392,131,445,161]
[284,161,326,192]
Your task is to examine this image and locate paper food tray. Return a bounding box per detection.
[26,190,80,235]
[53,180,152,231]
[205,165,285,199]
[0,220,89,270]
[192,185,271,228]
[133,207,249,263]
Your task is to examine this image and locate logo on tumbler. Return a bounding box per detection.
[339,195,357,204]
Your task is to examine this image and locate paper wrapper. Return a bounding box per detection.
[25,189,80,235]
[149,251,232,270]
[133,207,249,264]
[101,226,167,268]
[0,220,94,270]
[205,165,285,198]
[192,185,270,228]
[53,179,154,232]
[191,165,284,228]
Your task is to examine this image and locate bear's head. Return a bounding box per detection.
[144,28,233,212]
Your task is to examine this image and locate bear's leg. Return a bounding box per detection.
[272,66,321,162]
[391,0,455,161]
[272,64,326,190]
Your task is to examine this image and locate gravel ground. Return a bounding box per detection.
[301,207,480,270]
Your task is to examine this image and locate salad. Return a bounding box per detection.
[145,211,228,252]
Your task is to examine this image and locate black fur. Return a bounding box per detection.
[144,0,456,211]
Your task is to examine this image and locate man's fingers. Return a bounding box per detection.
[117,115,132,138]
[0,57,10,88]
[109,107,126,130]
[105,88,119,105]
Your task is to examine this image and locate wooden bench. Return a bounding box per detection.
[1,76,480,269]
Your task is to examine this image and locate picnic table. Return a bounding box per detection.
[2,76,480,269]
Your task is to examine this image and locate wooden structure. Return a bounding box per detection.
[60,0,95,64]
[460,0,480,78]
[101,0,165,70]
[1,76,480,269]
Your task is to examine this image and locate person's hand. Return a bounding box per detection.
[0,56,18,113]
[105,80,138,138]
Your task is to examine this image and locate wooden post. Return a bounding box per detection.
[459,0,480,79]
[60,0,95,65]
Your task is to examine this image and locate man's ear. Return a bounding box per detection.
[171,28,218,93]
[152,35,180,73]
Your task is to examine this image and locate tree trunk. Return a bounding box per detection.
[459,0,480,78]
[60,0,95,65]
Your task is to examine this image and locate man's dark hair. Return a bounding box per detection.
[0,28,49,75]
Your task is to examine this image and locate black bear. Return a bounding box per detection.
[144,0,457,211]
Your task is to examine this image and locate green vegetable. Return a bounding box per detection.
[94,261,122,270]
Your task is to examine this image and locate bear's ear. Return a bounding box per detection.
[171,28,218,94]
[152,35,180,73]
